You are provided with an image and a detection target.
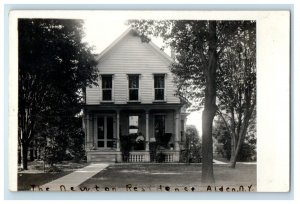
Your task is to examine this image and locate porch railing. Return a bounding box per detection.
[127,151,148,162]
[163,152,174,162]
[158,150,177,163]
[125,150,178,163]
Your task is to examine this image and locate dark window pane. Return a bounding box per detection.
[102,76,112,88]
[107,117,114,139]
[98,141,104,147]
[103,90,112,101]
[129,75,139,88]
[107,141,114,148]
[154,75,165,88]
[155,89,164,100]
[129,89,138,100]
[97,117,104,139]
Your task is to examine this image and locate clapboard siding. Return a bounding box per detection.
[86,85,100,104]
[86,30,180,105]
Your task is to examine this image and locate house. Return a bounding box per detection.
[83,28,188,163]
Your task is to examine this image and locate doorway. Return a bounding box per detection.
[96,116,114,148]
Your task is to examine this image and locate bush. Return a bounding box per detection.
[180,125,202,163]
[237,142,256,162]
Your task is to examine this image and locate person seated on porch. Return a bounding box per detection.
[136,132,144,142]
[168,142,174,150]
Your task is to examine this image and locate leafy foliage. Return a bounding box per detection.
[18,19,98,169]
[213,117,256,162]
[213,119,232,160]
[38,117,85,165]
[180,125,202,163]
[215,21,256,167]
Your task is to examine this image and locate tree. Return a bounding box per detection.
[215,21,256,168]
[18,19,98,169]
[129,20,256,180]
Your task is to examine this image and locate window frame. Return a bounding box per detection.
[101,74,114,102]
[128,115,140,135]
[153,74,166,101]
[127,74,140,102]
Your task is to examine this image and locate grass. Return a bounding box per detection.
[18,160,88,191]
[18,161,256,192]
[18,172,70,191]
[79,163,256,192]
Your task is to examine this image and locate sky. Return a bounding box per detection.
[82,18,203,136]
[83,18,128,54]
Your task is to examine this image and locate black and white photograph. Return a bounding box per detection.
[8,10,290,193]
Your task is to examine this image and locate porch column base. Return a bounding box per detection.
[173,151,180,162]
[144,151,150,162]
[86,150,122,163]
[116,151,122,163]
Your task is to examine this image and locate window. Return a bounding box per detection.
[128,75,139,101]
[97,116,115,148]
[154,74,165,101]
[102,75,112,101]
[129,115,139,134]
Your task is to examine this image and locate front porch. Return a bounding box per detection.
[83,104,187,163]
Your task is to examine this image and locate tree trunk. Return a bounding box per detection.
[18,147,22,165]
[230,134,236,163]
[22,143,29,170]
[230,133,244,168]
[230,113,252,168]
[201,21,217,184]
[202,107,216,183]
[30,147,34,161]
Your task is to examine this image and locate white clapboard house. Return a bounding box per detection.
[83,28,188,163]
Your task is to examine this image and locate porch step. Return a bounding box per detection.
[89,154,116,163]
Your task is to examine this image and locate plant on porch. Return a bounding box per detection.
[120,133,146,162]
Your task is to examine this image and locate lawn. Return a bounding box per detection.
[79,163,256,192]
[18,160,88,191]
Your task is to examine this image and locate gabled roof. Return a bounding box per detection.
[95,28,173,64]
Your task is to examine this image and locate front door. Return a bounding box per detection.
[97,116,114,148]
[154,115,165,143]
[150,115,166,162]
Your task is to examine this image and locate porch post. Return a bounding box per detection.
[145,111,149,151]
[116,110,122,162]
[86,114,90,150]
[175,110,180,151]
[93,115,97,148]
[174,110,180,162]
[116,110,120,151]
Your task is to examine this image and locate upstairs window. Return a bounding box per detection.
[154,74,165,101]
[128,75,139,101]
[102,75,112,101]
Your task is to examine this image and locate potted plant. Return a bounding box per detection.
[134,132,145,150]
